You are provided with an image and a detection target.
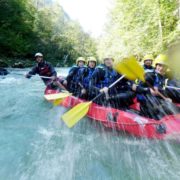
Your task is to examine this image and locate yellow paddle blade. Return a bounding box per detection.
[61,102,92,128]
[44,92,71,101]
[114,57,136,80]
[53,98,63,106]
[114,56,145,82]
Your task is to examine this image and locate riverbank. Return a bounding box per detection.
[0,57,68,68]
[0,57,34,68]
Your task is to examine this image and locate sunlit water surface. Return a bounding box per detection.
[0,68,180,180]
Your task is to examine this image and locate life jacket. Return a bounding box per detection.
[137,72,166,102]
[69,65,86,83]
[82,67,95,88]
[96,65,118,88]
[37,62,52,76]
[143,65,155,73]
[154,72,166,89]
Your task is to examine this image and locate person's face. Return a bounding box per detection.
[88,61,96,68]
[144,59,152,66]
[156,64,167,75]
[104,58,113,67]
[78,61,85,67]
[36,56,43,63]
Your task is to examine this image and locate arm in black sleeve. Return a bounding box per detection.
[77,68,87,87]
[136,85,150,94]
[89,68,105,93]
[66,67,78,82]
[26,66,38,78]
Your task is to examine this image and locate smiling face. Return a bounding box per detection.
[88,61,96,68]
[35,56,43,63]
[77,60,85,67]
[104,58,114,68]
[156,64,167,75]
[144,59,153,67]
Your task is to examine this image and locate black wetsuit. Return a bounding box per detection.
[89,64,135,108]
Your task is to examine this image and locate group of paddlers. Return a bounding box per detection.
[26,52,180,120]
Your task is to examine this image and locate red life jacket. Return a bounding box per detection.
[37,62,52,76]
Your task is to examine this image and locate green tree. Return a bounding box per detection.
[0,0,36,56]
[97,0,178,60]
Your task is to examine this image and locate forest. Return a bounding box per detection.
[0,0,180,67]
[0,0,97,67]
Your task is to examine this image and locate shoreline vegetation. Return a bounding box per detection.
[1,0,180,69]
[0,57,69,68]
[0,0,97,68]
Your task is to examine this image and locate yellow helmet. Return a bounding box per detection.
[143,54,154,62]
[76,57,86,65]
[87,57,97,64]
[155,54,168,66]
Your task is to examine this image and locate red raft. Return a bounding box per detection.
[45,87,180,140]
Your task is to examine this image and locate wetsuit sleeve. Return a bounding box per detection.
[66,67,78,82]
[77,68,87,87]
[26,66,38,78]
[136,86,150,94]
[89,68,105,93]
[145,72,155,87]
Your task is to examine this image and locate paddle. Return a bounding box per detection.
[114,56,145,81]
[53,98,64,106]
[166,86,180,90]
[61,75,125,128]
[51,90,70,105]
[12,72,54,79]
[44,92,72,101]
[113,56,169,100]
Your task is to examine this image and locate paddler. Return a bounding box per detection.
[77,56,97,99]
[135,54,179,119]
[142,54,155,73]
[89,57,135,108]
[26,52,66,90]
[63,57,86,95]
[135,54,155,85]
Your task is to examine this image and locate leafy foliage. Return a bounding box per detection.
[0,0,97,66]
[97,0,179,60]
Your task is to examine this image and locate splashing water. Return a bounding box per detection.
[0,68,180,180]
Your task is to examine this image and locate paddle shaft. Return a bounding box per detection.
[13,72,53,79]
[28,74,54,79]
[146,81,168,100]
[91,75,125,102]
[166,86,180,90]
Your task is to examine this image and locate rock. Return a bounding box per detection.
[0,68,9,75]
[12,62,24,68]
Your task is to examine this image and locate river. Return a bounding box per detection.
[0,68,180,180]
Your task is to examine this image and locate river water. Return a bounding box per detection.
[0,68,180,180]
